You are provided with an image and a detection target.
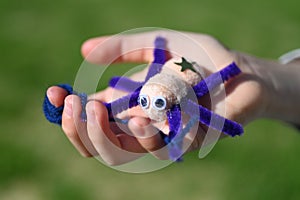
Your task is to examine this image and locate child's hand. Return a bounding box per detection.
[46,30,294,165]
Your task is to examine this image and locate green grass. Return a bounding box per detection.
[1,0,300,199]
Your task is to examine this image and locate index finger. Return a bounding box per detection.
[80,30,233,68]
[81,32,158,64]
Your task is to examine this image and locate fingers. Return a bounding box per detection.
[86,100,145,165]
[81,31,234,68]
[128,117,169,160]
[47,87,206,162]
[81,34,156,64]
[61,95,97,157]
[48,85,202,163]
[47,86,69,107]
[127,116,212,160]
[57,91,202,162]
[81,31,178,64]
[47,85,147,165]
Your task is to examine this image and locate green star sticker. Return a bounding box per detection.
[174,57,196,73]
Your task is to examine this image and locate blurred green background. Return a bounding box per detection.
[1,0,300,199]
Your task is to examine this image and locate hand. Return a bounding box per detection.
[46,30,271,165]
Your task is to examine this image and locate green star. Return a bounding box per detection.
[174,57,196,73]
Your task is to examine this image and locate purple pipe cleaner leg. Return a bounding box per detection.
[144,37,168,81]
[192,62,241,98]
[109,76,144,93]
[108,37,167,93]
[105,88,141,117]
[166,104,183,161]
[167,115,199,161]
[167,105,182,140]
[73,92,88,122]
[183,99,243,137]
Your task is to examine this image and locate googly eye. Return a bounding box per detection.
[152,96,167,110]
[138,95,150,109]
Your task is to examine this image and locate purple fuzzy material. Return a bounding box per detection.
[166,104,183,161]
[153,37,167,64]
[183,99,243,136]
[219,62,241,81]
[109,76,143,92]
[167,104,182,139]
[168,142,183,162]
[43,84,73,125]
[145,37,167,81]
[105,88,141,116]
[193,62,241,98]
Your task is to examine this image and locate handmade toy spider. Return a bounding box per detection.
[43,37,244,161]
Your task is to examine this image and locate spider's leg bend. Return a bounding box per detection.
[192,62,241,98]
[183,99,243,137]
[144,37,168,81]
[104,88,141,120]
[109,76,144,93]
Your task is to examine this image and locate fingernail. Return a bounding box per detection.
[47,88,57,107]
[64,97,73,118]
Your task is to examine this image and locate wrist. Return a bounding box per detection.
[237,52,300,124]
[267,61,300,124]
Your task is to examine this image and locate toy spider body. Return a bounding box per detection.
[43,37,244,161]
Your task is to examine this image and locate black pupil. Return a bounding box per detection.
[141,97,148,107]
[155,99,165,108]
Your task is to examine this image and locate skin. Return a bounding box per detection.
[46,30,300,166]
